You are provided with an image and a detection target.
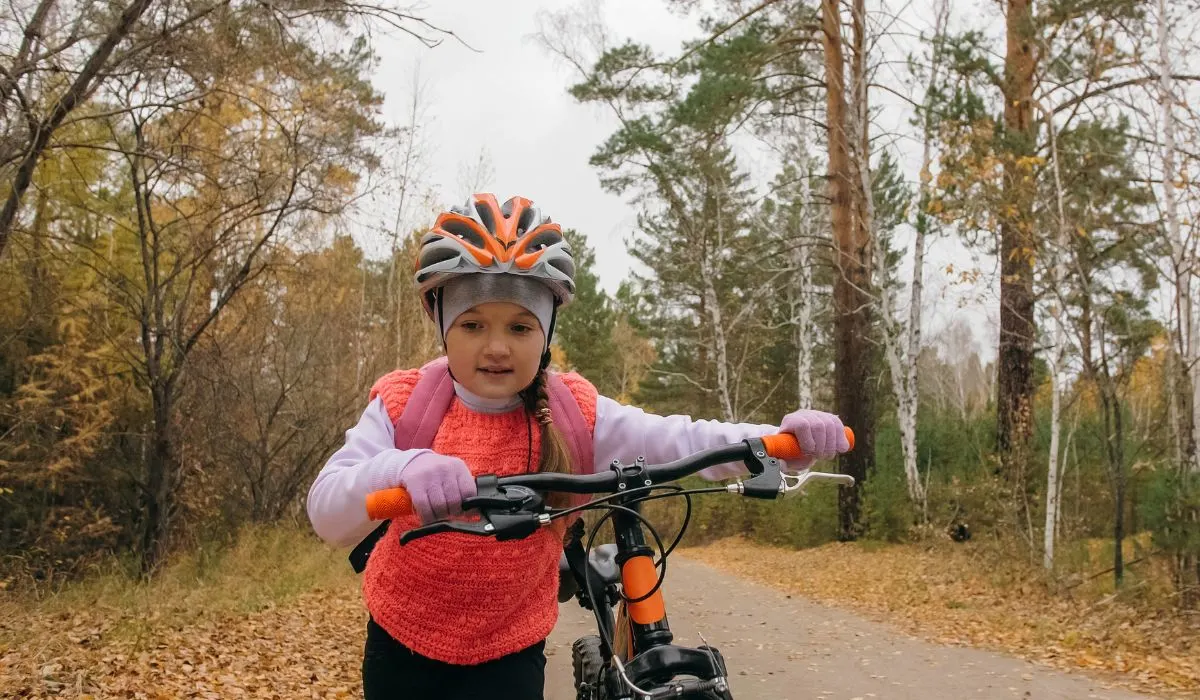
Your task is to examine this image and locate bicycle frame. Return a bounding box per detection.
[569,489,733,692]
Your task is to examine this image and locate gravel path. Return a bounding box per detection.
[544,556,1156,700]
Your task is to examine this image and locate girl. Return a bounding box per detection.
[307,194,851,700]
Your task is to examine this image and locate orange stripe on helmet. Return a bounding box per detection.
[493,194,536,254]
[515,250,544,270]
[469,193,515,259]
[510,221,562,262]
[511,222,561,252]
[430,212,497,266]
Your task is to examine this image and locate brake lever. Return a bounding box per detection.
[397,512,552,544]
[462,478,543,513]
[398,478,551,544]
[733,437,784,498]
[781,470,856,494]
[399,519,489,544]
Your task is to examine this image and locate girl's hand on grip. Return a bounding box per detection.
[399,452,477,523]
[779,410,852,469]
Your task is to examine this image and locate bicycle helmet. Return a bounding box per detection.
[415,193,576,318]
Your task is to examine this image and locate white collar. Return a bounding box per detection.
[452,381,522,414]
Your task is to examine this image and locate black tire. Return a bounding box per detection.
[571,637,735,700]
[572,635,606,700]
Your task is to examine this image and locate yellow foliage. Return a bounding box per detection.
[549,343,570,372]
[3,313,121,483]
[611,318,655,405]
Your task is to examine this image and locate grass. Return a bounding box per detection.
[0,524,355,650]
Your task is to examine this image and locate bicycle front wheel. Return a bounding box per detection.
[572,635,606,700]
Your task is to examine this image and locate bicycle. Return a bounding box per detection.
[364,428,855,699]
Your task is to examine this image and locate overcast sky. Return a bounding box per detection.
[358,0,997,362]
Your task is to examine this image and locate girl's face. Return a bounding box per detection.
[445,301,544,399]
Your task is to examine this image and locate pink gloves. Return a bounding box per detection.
[779,409,852,469]
[400,452,478,524]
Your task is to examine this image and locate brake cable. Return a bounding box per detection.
[629,486,727,560]
[546,483,683,523]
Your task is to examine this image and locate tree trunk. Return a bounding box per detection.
[1098,373,1126,586]
[794,237,814,410]
[875,234,923,507]
[1043,106,1071,570]
[824,0,875,540]
[904,206,927,510]
[388,70,426,368]
[1045,350,1064,569]
[997,0,1038,481]
[1157,0,1199,472]
[701,255,736,422]
[875,0,945,514]
[791,130,816,410]
[140,384,178,574]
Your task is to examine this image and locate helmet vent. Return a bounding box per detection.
[548,257,575,278]
[420,245,460,267]
[441,220,485,249]
[475,204,495,233]
[525,229,562,252]
[517,207,538,235]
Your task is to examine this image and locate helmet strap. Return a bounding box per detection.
[545,302,559,347]
[539,302,560,372]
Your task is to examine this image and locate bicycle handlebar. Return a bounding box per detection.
[365,427,855,522]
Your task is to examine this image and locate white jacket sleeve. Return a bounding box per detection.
[305,397,432,548]
[592,397,780,480]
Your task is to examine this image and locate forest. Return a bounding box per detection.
[1,0,1198,621]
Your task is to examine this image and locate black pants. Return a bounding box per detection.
[362,617,547,700]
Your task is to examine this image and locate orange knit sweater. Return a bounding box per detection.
[362,368,598,665]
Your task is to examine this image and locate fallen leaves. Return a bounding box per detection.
[1,589,367,698]
[0,527,367,699]
[683,537,1200,698]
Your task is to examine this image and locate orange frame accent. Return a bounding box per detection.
[621,555,666,625]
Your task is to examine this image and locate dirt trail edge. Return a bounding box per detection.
[545,556,1159,700]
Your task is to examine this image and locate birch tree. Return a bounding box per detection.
[383,63,438,368]
[1042,103,1072,570]
[1154,0,1200,471]
[872,0,951,513]
[760,131,826,410]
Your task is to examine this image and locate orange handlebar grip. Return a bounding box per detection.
[366,487,413,520]
[761,433,803,461]
[761,427,855,461]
